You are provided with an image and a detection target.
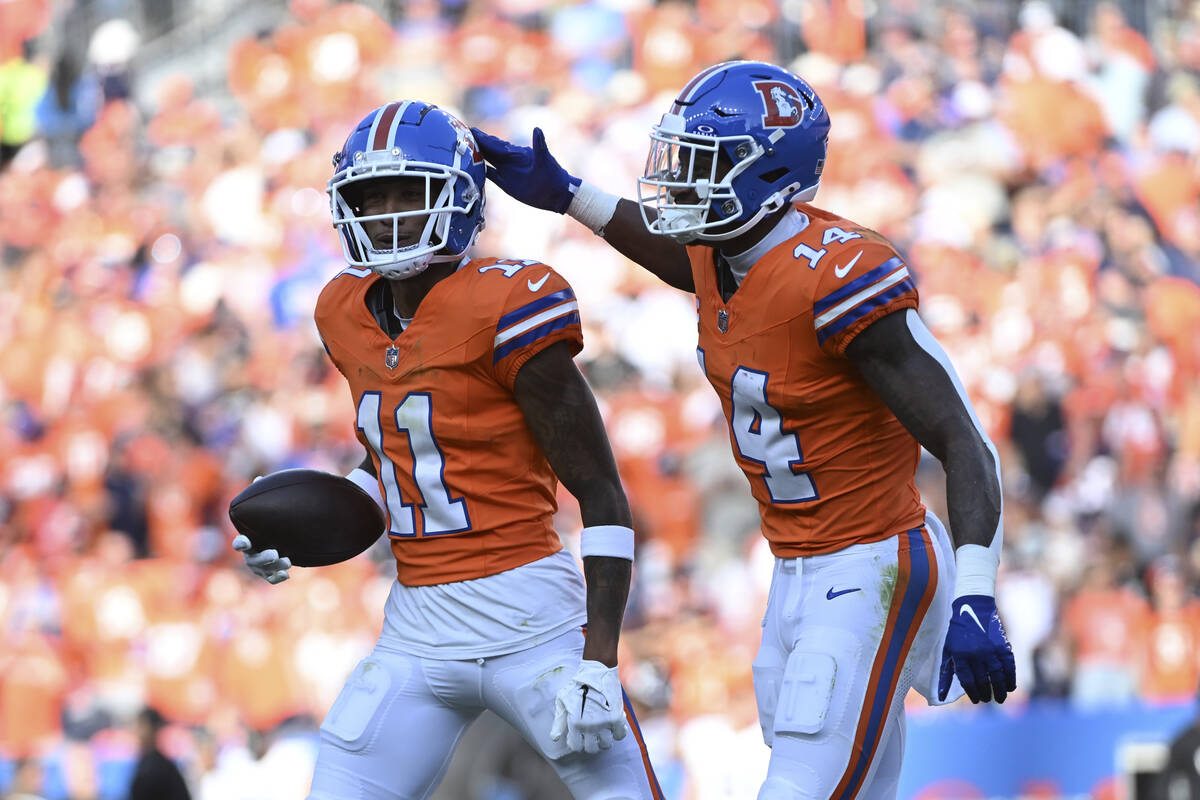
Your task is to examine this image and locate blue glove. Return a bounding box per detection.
[470,126,581,214]
[938,595,1017,703]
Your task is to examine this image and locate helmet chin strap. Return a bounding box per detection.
[688,180,805,243]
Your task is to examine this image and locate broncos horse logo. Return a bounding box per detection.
[753,80,810,128]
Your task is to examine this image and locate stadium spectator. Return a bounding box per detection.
[127,707,191,800]
[1,0,1200,794]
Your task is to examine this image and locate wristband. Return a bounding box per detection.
[580,525,635,561]
[953,543,999,597]
[345,467,385,510]
[566,181,621,235]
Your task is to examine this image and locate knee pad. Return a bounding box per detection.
[773,649,837,737]
[319,658,397,752]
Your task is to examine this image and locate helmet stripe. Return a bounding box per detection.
[369,101,408,151]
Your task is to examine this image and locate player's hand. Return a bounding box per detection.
[232,534,291,584]
[550,659,628,754]
[470,126,581,214]
[231,477,290,584]
[938,595,1016,703]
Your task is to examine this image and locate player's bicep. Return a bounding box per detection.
[512,342,630,526]
[845,310,978,461]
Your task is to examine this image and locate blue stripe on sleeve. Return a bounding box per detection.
[815,279,915,346]
[493,312,581,363]
[496,288,576,331]
[812,257,905,317]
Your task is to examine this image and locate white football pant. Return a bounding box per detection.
[753,513,957,800]
[307,628,663,800]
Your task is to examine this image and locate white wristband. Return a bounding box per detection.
[580,525,635,561]
[953,543,999,598]
[566,181,621,235]
[345,467,385,511]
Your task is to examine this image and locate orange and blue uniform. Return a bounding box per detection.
[690,205,958,800]
[315,257,582,586]
[689,202,927,558]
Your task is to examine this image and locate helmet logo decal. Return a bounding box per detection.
[446,115,483,164]
[694,124,717,135]
[753,80,806,128]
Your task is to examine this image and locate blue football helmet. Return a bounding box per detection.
[637,61,831,243]
[328,101,485,280]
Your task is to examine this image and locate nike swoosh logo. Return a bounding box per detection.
[960,603,987,632]
[826,587,861,600]
[580,685,589,716]
[527,272,550,292]
[834,250,863,278]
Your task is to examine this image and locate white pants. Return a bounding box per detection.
[753,515,956,800]
[307,628,662,800]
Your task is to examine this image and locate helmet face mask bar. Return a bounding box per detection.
[327,101,486,281]
[638,113,764,243]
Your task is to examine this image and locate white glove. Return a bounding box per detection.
[550,660,628,754]
[231,534,291,584]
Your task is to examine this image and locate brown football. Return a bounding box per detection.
[228,469,385,567]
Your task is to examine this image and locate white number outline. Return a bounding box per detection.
[357,391,471,537]
[728,366,818,504]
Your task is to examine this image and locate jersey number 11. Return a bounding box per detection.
[357,392,471,536]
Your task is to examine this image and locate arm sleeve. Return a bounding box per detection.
[489,266,584,389]
[811,244,919,356]
[313,279,350,378]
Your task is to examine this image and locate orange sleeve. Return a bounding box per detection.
[488,265,584,389]
[811,243,918,356]
[313,269,369,378]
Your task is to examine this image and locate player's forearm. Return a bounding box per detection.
[595,199,694,292]
[581,554,631,667]
[943,435,1003,556]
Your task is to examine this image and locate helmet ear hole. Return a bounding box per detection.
[760,167,789,183]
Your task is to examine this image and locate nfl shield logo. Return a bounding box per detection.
[717,309,729,333]
[385,346,400,369]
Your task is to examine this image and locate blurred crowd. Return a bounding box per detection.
[2,0,1200,797]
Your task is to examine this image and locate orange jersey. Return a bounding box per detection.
[689,204,926,557]
[315,258,583,586]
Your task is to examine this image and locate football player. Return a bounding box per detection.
[233,101,663,800]
[473,61,1017,799]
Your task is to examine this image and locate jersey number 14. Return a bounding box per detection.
[357,392,471,536]
[731,367,818,503]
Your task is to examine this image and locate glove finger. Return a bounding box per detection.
[597,728,614,751]
[267,570,290,585]
[532,127,548,160]
[469,126,506,156]
[1003,647,1017,693]
[550,704,567,742]
[613,718,628,741]
[484,164,506,185]
[583,732,600,755]
[937,649,953,702]
[967,657,991,703]
[955,659,979,704]
[986,656,1009,704]
[245,548,281,567]
[569,729,584,754]
[232,534,252,552]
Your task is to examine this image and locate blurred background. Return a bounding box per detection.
[1,0,1199,798]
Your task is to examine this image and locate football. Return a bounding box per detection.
[228,469,386,567]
